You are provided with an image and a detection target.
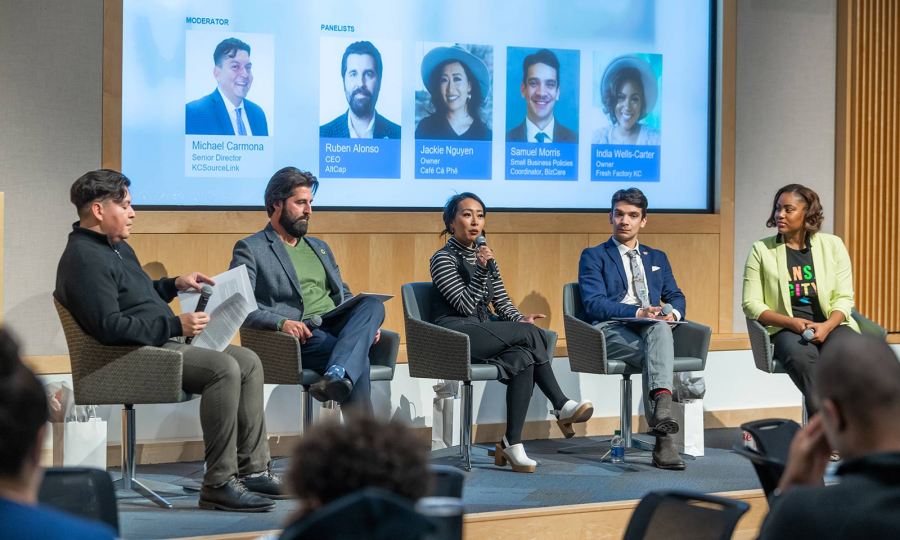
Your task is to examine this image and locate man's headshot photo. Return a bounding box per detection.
[185,36,271,137]
[319,40,401,139]
[506,48,579,144]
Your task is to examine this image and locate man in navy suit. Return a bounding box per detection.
[186,38,269,136]
[319,41,400,139]
[230,167,386,410]
[506,49,577,143]
[578,187,686,470]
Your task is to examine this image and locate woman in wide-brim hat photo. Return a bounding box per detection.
[415,45,492,141]
[592,54,660,145]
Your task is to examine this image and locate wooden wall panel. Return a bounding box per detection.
[836,0,900,332]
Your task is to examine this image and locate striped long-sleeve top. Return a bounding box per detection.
[429,236,523,322]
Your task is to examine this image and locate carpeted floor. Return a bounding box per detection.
[116,428,760,539]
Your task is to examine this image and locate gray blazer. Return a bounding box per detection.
[230,224,352,330]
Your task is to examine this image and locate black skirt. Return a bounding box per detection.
[437,315,550,382]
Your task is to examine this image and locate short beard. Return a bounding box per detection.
[348,88,375,118]
[279,212,308,238]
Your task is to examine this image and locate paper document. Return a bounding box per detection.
[321,292,392,320]
[612,317,687,325]
[178,265,259,351]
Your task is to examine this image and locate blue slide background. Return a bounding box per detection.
[121,0,712,210]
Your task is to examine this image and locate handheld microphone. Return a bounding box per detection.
[802,327,816,342]
[661,303,674,317]
[474,236,498,276]
[186,284,214,344]
[304,315,323,329]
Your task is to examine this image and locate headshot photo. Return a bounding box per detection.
[185,33,274,137]
[506,47,579,143]
[591,53,662,145]
[415,43,493,141]
[319,39,401,139]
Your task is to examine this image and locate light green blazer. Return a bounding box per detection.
[742,232,859,335]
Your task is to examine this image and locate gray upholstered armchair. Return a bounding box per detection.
[401,282,558,471]
[746,309,886,423]
[239,326,399,431]
[54,298,192,509]
[562,283,711,453]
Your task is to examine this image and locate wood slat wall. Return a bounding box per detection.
[835,0,900,332]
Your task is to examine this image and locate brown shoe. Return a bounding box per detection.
[649,393,680,435]
[652,435,686,470]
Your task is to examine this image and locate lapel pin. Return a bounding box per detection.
[320,248,326,254]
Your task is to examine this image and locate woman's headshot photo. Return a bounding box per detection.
[415,43,493,141]
[592,53,661,146]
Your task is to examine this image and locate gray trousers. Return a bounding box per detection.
[163,342,271,487]
[595,321,675,422]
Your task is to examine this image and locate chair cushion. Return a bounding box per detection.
[604,356,705,376]
[469,364,501,381]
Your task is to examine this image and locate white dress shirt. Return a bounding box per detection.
[217,87,253,136]
[612,237,681,320]
[525,117,554,143]
[347,111,375,138]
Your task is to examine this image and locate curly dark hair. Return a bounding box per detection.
[601,66,645,125]
[427,59,484,120]
[287,416,429,507]
[765,184,825,234]
[441,192,486,237]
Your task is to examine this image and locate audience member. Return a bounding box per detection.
[757,333,900,539]
[279,416,434,540]
[0,328,116,539]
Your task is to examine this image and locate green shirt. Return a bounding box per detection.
[285,239,336,319]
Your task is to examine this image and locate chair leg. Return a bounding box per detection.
[801,400,809,426]
[461,382,473,471]
[301,386,313,434]
[113,404,181,509]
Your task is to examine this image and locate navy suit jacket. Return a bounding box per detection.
[319,111,401,139]
[230,224,352,330]
[506,119,577,143]
[185,89,269,136]
[578,238,685,323]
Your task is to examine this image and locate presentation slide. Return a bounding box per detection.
[121,0,713,210]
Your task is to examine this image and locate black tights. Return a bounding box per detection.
[504,362,568,445]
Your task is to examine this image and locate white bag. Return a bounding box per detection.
[51,418,107,469]
[671,399,704,457]
[431,397,461,450]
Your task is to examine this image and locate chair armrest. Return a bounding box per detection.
[370,329,399,377]
[240,327,302,385]
[404,318,472,381]
[563,314,610,375]
[745,318,775,373]
[673,321,712,368]
[852,310,887,340]
[74,343,184,405]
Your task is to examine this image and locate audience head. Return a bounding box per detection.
[287,416,429,514]
[817,333,900,458]
[0,328,49,491]
[766,184,825,236]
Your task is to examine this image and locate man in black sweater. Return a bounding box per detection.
[54,169,281,512]
[757,333,900,539]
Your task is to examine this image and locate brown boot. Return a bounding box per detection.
[649,392,680,435]
[652,434,686,470]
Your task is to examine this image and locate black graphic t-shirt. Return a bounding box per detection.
[786,245,827,322]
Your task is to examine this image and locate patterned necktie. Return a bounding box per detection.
[627,249,651,308]
[535,132,549,143]
[235,107,247,136]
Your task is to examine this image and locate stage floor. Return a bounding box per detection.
[116,428,759,539]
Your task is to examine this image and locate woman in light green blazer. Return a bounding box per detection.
[742,184,859,415]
